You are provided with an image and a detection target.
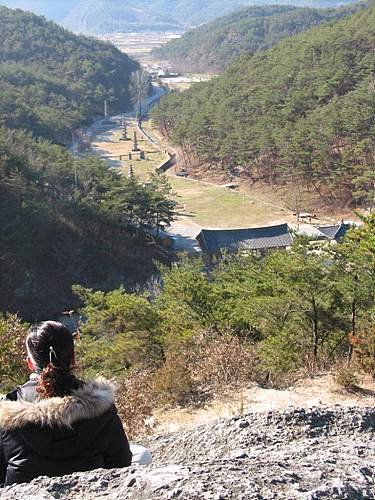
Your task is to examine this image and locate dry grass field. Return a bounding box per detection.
[154,372,375,434]
[168,175,293,228]
[90,119,169,181]
[90,119,297,229]
[141,119,296,228]
[97,32,181,66]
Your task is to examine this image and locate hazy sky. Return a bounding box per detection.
[0,1,80,21]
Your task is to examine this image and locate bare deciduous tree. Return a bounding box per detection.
[129,70,151,125]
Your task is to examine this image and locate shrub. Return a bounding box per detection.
[258,330,301,377]
[0,314,29,391]
[152,352,196,407]
[353,314,375,376]
[116,370,155,439]
[192,331,258,391]
[334,363,359,391]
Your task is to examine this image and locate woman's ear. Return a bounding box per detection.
[27,356,35,371]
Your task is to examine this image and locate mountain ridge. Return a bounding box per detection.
[1,0,362,34]
[154,2,369,72]
[152,1,375,208]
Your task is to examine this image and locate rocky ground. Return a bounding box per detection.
[2,406,375,499]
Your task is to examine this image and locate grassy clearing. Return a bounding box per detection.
[91,121,169,181]
[92,120,297,229]
[133,120,295,228]
[168,176,292,228]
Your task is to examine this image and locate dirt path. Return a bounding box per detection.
[154,373,375,433]
[86,90,202,251]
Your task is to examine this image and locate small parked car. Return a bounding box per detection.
[176,169,189,177]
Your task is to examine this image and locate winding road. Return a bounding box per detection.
[85,85,203,253]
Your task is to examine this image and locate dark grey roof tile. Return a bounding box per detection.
[197,223,292,253]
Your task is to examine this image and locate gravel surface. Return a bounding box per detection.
[2,406,375,499]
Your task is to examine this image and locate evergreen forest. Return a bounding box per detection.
[154,3,368,72]
[152,2,375,209]
[0,6,138,143]
[0,8,177,319]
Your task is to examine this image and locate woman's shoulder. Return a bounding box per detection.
[0,377,117,431]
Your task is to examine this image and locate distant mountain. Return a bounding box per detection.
[0,0,362,34]
[61,0,361,35]
[62,0,184,34]
[154,2,368,72]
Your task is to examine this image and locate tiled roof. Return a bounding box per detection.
[295,226,329,239]
[317,223,351,241]
[197,224,293,253]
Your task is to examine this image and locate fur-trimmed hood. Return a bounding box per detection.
[0,377,116,431]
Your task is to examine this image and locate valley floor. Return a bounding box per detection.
[89,32,362,251]
[88,117,297,251]
[87,112,360,254]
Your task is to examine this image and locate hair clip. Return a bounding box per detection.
[49,346,57,365]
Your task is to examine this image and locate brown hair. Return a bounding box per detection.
[26,321,81,399]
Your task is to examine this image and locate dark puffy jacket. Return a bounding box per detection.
[0,377,132,487]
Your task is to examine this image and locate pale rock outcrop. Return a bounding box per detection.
[2,406,375,499]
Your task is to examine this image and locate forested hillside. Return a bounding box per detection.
[153,3,375,208]
[154,3,367,73]
[0,126,176,320]
[0,8,177,320]
[60,0,360,34]
[0,7,138,143]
